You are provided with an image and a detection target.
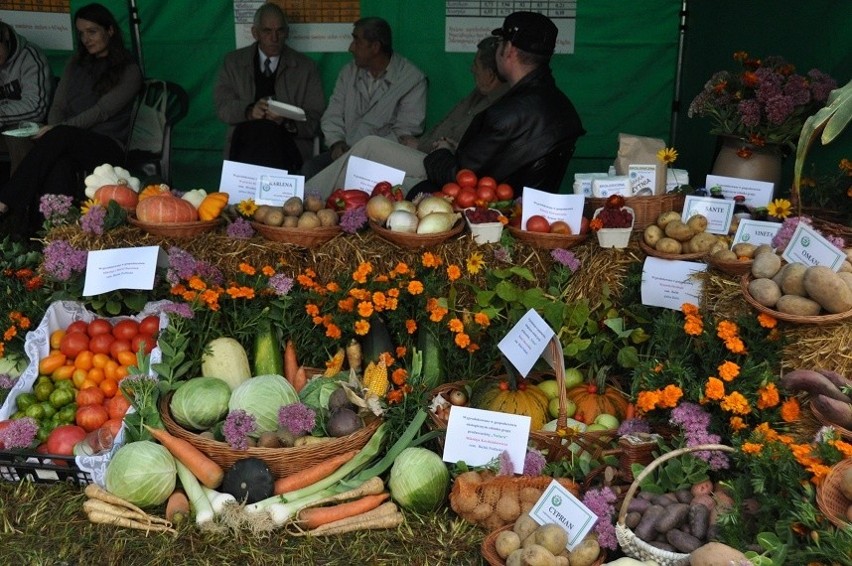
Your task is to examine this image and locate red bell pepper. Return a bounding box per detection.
[370,181,404,201]
[326,189,369,212]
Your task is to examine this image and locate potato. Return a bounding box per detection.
[566,538,600,566]
[495,530,522,559]
[840,260,852,273]
[506,549,524,566]
[655,237,682,254]
[514,514,539,541]
[281,215,299,227]
[709,240,728,255]
[751,252,782,279]
[316,208,339,227]
[535,524,568,555]
[496,495,522,522]
[777,292,828,316]
[839,465,852,500]
[748,278,781,307]
[838,272,852,293]
[283,196,304,217]
[753,243,775,258]
[712,249,738,262]
[732,242,757,259]
[778,263,808,296]
[643,224,664,247]
[686,213,708,233]
[666,528,703,553]
[554,557,569,566]
[521,545,557,566]
[656,211,681,229]
[664,220,694,242]
[297,211,321,229]
[690,542,749,566]
[253,204,272,223]
[264,208,285,226]
[803,266,852,313]
[303,194,324,212]
[689,232,719,254]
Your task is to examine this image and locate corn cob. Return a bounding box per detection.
[323,348,345,376]
[362,359,389,397]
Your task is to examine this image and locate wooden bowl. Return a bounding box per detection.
[251,221,342,248]
[369,219,464,249]
[706,253,753,276]
[128,215,222,238]
[507,225,588,249]
[639,240,706,261]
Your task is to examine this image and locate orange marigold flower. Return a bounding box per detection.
[589,217,604,232]
[780,397,801,422]
[741,70,759,87]
[809,464,831,486]
[684,317,703,336]
[407,280,424,295]
[720,391,751,415]
[326,282,341,293]
[454,332,471,349]
[357,301,374,318]
[716,320,739,340]
[660,384,683,408]
[387,288,399,298]
[718,361,740,382]
[181,290,197,302]
[392,368,408,386]
[312,316,323,325]
[653,362,664,373]
[338,297,355,312]
[386,297,398,311]
[430,306,448,322]
[705,377,726,400]
[756,382,780,409]
[238,262,256,275]
[636,390,661,413]
[405,319,417,334]
[729,416,747,431]
[725,337,746,354]
[297,273,315,288]
[396,346,407,358]
[349,288,370,301]
[354,319,370,336]
[391,262,410,276]
[387,389,404,404]
[188,276,206,291]
[372,292,387,308]
[4,326,17,341]
[18,317,30,330]
[832,440,852,459]
[474,312,490,327]
[681,303,699,316]
[325,323,341,340]
[447,264,461,282]
[261,265,275,276]
[742,442,763,455]
[305,303,320,317]
[466,343,480,353]
[757,313,777,329]
[448,318,464,333]
[421,252,442,268]
[380,352,395,367]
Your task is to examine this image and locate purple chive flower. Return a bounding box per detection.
[522,448,547,476]
[339,207,367,234]
[268,273,294,297]
[771,216,811,250]
[0,374,16,389]
[670,402,729,471]
[160,301,194,319]
[226,217,255,239]
[0,417,39,449]
[165,247,223,286]
[582,486,618,550]
[42,240,88,282]
[551,248,581,273]
[80,204,106,235]
[617,417,652,436]
[39,194,74,222]
[278,403,316,436]
[493,246,511,263]
[223,410,257,450]
[497,450,514,476]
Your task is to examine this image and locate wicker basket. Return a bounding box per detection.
[159,394,380,478]
[128,215,222,238]
[617,433,663,482]
[481,523,607,566]
[810,402,852,441]
[740,274,852,324]
[706,254,753,276]
[427,380,471,435]
[639,239,706,261]
[251,222,342,248]
[584,193,685,231]
[616,444,735,566]
[506,225,588,250]
[369,219,464,249]
[816,458,852,528]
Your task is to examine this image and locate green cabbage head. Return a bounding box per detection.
[228,374,299,434]
[389,447,449,513]
[105,440,176,508]
[170,377,231,430]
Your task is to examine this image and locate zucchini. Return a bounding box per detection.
[416,325,445,390]
[360,315,393,365]
[253,319,284,377]
[200,337,251,390]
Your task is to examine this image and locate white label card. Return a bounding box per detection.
[530,479,598,550]
[781,223,845,271]
[343,156,405,195]
[628,164,657,196]
[83,246,164,297]
[256,173,304,205]
[519,187,585,234]
[682,195,735,234]
[497,308,556,378]
[219,160,303,204]
[705,174,774,207]
[732,219,782,247]
[442,406,531,474]
[641,257,707,310]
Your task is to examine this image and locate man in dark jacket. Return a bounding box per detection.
[423,11,584,197]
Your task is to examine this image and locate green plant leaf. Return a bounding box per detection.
[757,531,782,551]
[106,301,121,315]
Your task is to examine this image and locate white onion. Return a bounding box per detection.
[386,210,419,233]
[366,194,394,223]
[393,200,417,214]
[416,212,460,234]
[416,196,454,218]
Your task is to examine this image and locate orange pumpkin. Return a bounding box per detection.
[136,194,198,224]
[567,382,629,423]
[138,184,170,201]
[476,379,550,430]
[94,184,139,211]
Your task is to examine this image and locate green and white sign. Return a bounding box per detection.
[782,223,845,271]
[530,480,597,550]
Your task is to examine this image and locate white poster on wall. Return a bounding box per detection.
[233,0,356,52]
[0,9,73,51]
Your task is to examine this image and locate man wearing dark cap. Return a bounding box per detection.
[422,11,585,197]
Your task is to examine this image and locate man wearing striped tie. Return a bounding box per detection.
[214,3,325,172]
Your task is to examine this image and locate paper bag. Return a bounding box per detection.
[614,133,666,195]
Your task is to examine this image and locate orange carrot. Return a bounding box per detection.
[273,450,358,495]
[284,339,299,386]
[165,489,190,524]
[144,425,224,489]
[624,402,636,421]
[297,492,390,530]
[292,365,308,393]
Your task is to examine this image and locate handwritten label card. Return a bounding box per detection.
[682,195,735,234]
[344,156,405,194]
[530,480,598,550]
[705,174,774,207]
[83,246,163,296]
[641,257,706,310]
[442,406,531,474]
[219,160,302,204]
[498,308,556,378]
[732,219,782,247]
[781,223,846,271]
[520,188,585,235]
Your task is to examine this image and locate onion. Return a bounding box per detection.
[366,194,394,223]
[416,196,454,218]
[416,212,460,234]
[386,210,419,233]
[393,200,417,214]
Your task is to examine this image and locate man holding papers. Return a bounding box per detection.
[214,4,324,172]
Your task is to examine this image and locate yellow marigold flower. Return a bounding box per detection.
[447,264,461,282]
[239,263,256,275]
[657,147,678,165]
[780,397,800,422]
[720,391,751,415]
[636,390,661,413]
[80,198,97,215]
[474,312,490,327]
[757,313,777,329]
[741,442,763,455]
[466,251,484,274]
[357,301,374,318]
[729,416,747,431]
[338,297,355,312]
[407,280,424,295]
[422,252,441,268]
[682,303,699,316]
[756,382,780,409]
[718,361,740,382]
[448,318,464,333]
[705,377,725,400]
[354,319,370,336]
[305,303,320,317]
[325,323,341,340]
[237,199,258,217]
[454,332,471,348]
[660,384,683,408]
[767,198,792,219]
[406,319,417,334]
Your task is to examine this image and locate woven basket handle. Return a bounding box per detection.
[616,443,735,524]
[547,340,571,432]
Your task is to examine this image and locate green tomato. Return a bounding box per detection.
[54,379,76,390]
[49,387,75,409]
[39,401,57,420]
[34,380,54,402]
[36,424,53,443]
[24,403,45,420]
[15,392,37,412]
[57,404,78,424]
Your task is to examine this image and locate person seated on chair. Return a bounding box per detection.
[0,2,142,236]
[305,36,508,198]
[214,3,324,172]
[300,16,427,179]
[0,20,53,176]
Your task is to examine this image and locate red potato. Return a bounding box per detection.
[781,369,851,403]
[811,394,852,429]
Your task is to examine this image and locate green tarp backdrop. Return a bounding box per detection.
[40,1,850,195]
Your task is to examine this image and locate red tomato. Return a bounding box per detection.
[45,425,87,456]
[454,188,477,209]
[550,221,572,235]
[102,418,124,439]
[131,333,156,354]
[60,332,90,358]
[526,215,551,233]
[139,315,160,337]
[76,404,109,433]
[477,176,497,191]
[66,320,89,335]
[496,183,514,201]
[112,319,139,341]
[87,319,112,337]
[109,339,132,360]
[441,182,461,198]
[105,395,132,420]
[76,386,105,407]
[89,333,115,355]
[456,168,478,189]
[475,185,497,204]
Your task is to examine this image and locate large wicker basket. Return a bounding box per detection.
[740,274,852,324]
[481,523,607,566]
[810,401,852,441]
[251,221,342,248]
[159,394,380,478]
[584,193,685,231]
[615,444,735,566]
[128,215,222,238]
[369,218,464,249]
[816,458,852,528]
[506,226,588,250]
[706,254,753,276]
[639,240,706,261]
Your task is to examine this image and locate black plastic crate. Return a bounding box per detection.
[0,450,92,485]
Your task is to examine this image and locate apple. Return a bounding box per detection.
[537,379,560,400]
[548,397,577,419]
[585,423,609,432]
[564,368,584,389]
[593,413,620,430]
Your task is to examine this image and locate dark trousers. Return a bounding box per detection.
[0,125,124,236]
[229,120,303,172]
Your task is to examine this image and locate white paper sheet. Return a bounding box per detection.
[82,246,163,296]
[442,406,531,474]
[641,256,707,310]
[343,156,405,194]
